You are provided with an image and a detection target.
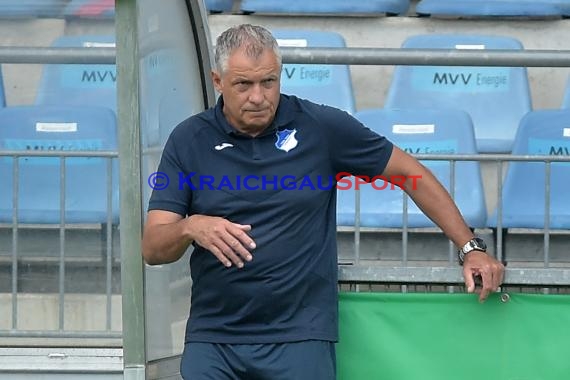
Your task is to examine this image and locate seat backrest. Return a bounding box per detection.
[273,29,356,114]
[204,0,233,12]
[489,110,570,229]
[63,0,115,19]
[241,0,410,15]
[415,0,565,18]
[0,0,66,18]
[384,34,532,153]
[0,105,119,224]
[337,108,487,228]
[35,35,116,113]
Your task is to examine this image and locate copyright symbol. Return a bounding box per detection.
[148,172,169,190]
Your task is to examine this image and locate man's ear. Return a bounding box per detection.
[211,70,222,93]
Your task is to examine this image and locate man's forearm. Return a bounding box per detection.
[404,165,474,248]
[142,218,194,265]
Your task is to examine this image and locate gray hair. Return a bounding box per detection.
[214,24,282,74]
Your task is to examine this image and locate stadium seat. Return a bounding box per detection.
[337,108,487,228]
[416,0,567,18]
[0,105,119,224]
[0,66,6,107]
[384,34,532,153]
[35,35,117,113]
[204,0,233,13]
[63,0,115,19]
[488,109,570,230]
[562,75,570,108]
[273,29,356,114]
[0,0,66,18]
[241,0,410,15]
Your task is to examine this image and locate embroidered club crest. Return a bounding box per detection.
[275,129,298,152]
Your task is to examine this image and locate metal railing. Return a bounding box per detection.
[339,153,570,288]
[0,150,121,340]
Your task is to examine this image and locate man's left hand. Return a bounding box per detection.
[462,251,505,303]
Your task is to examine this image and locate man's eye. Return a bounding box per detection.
[262,78,276,87]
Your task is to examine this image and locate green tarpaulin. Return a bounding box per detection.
[338,292,570,380]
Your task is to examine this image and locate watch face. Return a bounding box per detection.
[461,238,487,254]
[473,237,487,250]
[459,238,487,265]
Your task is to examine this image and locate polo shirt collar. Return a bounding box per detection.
[214,94,295,137]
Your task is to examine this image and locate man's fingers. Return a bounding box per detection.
[216,223,256,268]
[235,223,252,232]
[478,266,495,302]
[229,223,257,251]
[187,215,256,268]
[208,244,232,268]
[463,266,476,293]
[495,263,505,291]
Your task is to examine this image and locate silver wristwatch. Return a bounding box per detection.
[457,237,487,265]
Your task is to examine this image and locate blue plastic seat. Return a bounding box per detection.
[241,0,410,15]
[63,0,115,19]
[337,108,487,228]
[0,0,66,18]
[273,30,356,114]
[0,105,119,224]
[488,110,570,230]
[205,0,233,12]
[384,34,532,153]
[35,35,116,113]
[416,0,567,18]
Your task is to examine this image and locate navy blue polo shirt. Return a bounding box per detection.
[148,94,393,344]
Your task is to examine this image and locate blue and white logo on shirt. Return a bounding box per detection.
[275,129,298,152]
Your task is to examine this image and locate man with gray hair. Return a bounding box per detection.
[142,24,504,379]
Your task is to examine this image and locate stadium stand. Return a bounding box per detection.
[240,0,410,16]
[415,0,568,18]
[273,29,356,114]
[336,108,487,228]
[0,0,66,18]
[384,34,532,153]
[562,75,570,108]
[63,0,115,19]
[35,35,117,113]
[204,0,234,13]
[0,65,5,107]
[0,105,119,224]
[488,109,570,230]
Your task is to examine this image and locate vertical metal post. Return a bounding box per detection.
[106,158,114,332]
[59,157,66,331]
[11,158,19,330]
[117,0,146,377]
[543,160,551,268]
[354,187,361,292]
[354,188,361,266]
[448,159,456,263]
[447,159,456,294]
[401,192,408,265]
[496,160,504,263]
[401,190,409,293]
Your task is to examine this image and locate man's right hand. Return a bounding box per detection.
[187,215,256,268]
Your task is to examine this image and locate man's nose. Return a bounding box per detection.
[248,84,264,104]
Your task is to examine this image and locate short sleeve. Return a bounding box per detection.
[147,126,193,216]
[323,107,393,177]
